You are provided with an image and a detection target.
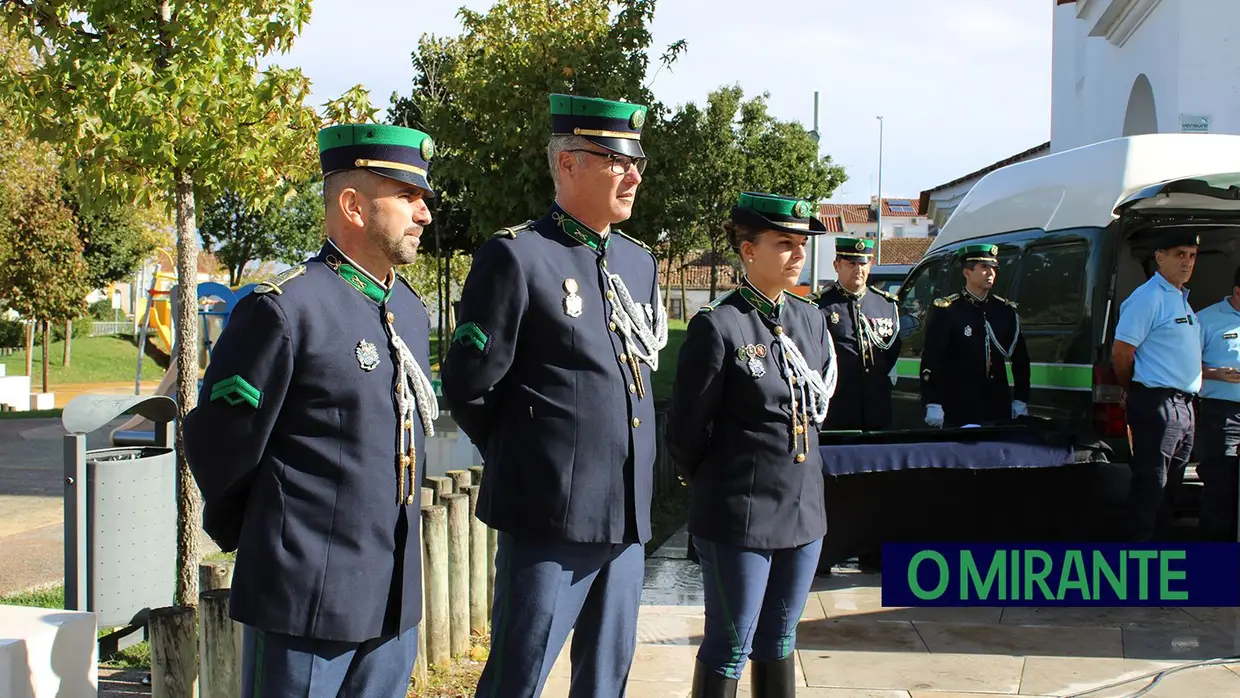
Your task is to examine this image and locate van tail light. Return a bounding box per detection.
[1092,363,1128,438]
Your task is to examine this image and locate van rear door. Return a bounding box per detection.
[1114,173,1240,219]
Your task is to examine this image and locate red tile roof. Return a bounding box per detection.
[876,237,933,265]
[819,197,924,223]
[659,250,742,291]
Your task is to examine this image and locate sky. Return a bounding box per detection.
[264,0,1053,205]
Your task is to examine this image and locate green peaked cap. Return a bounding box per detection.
[550,93,647,158]
[732,191,827,235]
[835,236,875,259]
[958,243,1000,266]
[318,123,436,195]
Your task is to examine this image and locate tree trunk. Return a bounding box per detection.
[63,319,71,368]
[173,170,202,607]
[41,320,49,394]
[445,253,455,340]
[24,320,33,378]
[710,242,719,301]
[679,264,687,320]
[663,257,673,316]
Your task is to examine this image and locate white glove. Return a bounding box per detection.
[888,364,898,386]
[1011,400,1028,418]
[925,404,944,428]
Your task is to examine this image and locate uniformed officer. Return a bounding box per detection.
[815,236,901,431]
[668,192,837,698]
[441,93,666,697]
[183,123,439,696]
[1194,265,1240,541]
[1112,230,1202,542]
[920,243,1030,428]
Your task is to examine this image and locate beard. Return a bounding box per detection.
[366,206,421,266]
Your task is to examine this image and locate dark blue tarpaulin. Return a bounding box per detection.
[818,426,1079,477]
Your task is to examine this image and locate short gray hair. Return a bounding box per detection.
[547,135,592,190]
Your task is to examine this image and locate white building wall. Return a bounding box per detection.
[1052,0,1240,154]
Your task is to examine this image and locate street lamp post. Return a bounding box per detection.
[875,115,884,265]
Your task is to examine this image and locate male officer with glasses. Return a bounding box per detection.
[1112,230,1202,542]
[442,93,667,697]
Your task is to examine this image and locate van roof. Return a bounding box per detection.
[927,134,1240,255]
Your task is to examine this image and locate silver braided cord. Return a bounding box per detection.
[391,333,439,439]
[858,302,900,352]
[605,272,668,371]
[983,310,1021,372]
[775,329,837,425]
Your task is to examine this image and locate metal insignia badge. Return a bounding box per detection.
[755,344,767,358]
[830,311,840,324]
[748,354,766,378]
[563,278,583,318]
[356,338,380,371]
[964,325,973,338]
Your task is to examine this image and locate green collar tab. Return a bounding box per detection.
[323,243,393,304]
[552,206,610,252]
[738,277,783,319]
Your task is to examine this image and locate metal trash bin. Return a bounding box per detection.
[61,394,178,646]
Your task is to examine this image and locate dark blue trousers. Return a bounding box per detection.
[1125,384,1195,542]
[474,533,645,698]
[1196,398,1240,541]
[240,624,417,698]
[693,536,822,680]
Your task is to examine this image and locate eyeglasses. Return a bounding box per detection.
[568,149,647,175]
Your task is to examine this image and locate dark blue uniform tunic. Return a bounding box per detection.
[816,282,901,431]
[184,241,430,645]
[442,203,661,544]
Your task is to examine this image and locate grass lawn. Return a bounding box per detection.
[1,335,165,386]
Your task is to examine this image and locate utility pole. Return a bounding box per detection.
[875,115,884,265]
[810,91,821,295]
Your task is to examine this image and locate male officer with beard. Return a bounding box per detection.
[184,123,439,696]
[442,93,667,697]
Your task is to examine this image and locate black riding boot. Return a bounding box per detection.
[750,654,797,697]
[691,660,738,698]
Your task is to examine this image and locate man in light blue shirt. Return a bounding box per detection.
[1195,266,1240,541]
[1111,229,1201,542]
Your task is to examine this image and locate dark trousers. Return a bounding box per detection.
[474,533,644,698]
[693,536,823,680]
[240,624,417,698]
[1196,398,1240,541]
[1125,384,1195,542]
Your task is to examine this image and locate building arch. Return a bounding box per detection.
[1122,73,1158,136]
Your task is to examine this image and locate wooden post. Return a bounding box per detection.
[446,469,471,493]
[424,475,453,503]
[199,561,234,592]
[422,505,450,668]
[468,465,485,486]
[488,526,498,619]
[421,486,434,508]
[443,492,470,657]
[149,605,197,698]
[413,503,428,689]
[199,589,241,698]
[462,485,488,634]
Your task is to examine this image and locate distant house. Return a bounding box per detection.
[818,196,935,239]
[659,250,741,320]
[917,142,1050,231]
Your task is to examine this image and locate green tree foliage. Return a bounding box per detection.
[408,0,685,243]
[64,177,166,289]
[0,0,361,605]
[198,182,325,286]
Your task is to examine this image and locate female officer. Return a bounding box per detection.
[668,191,837,698]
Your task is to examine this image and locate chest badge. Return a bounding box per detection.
[356,338,381,372]
[738,344,767,378]
[830,311,840,324]
[563,277,584,318]
[964,325,973,338]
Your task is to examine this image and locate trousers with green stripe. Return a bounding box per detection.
[694,537,822,679]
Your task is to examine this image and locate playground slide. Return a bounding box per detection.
[109,357,179,442]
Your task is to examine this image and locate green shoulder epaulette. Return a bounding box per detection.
[615,230,654,256]
[493,220,535,239]
[695,289,735,315]
[993,294,1018,309]
[933,293,959,309]
[870,285,899,303]
[253,265,306,295]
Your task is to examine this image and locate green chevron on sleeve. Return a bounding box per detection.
[209,375,263,409]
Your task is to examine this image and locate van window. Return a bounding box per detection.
[1015,241,1089,325]
[991,244,1023,299]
